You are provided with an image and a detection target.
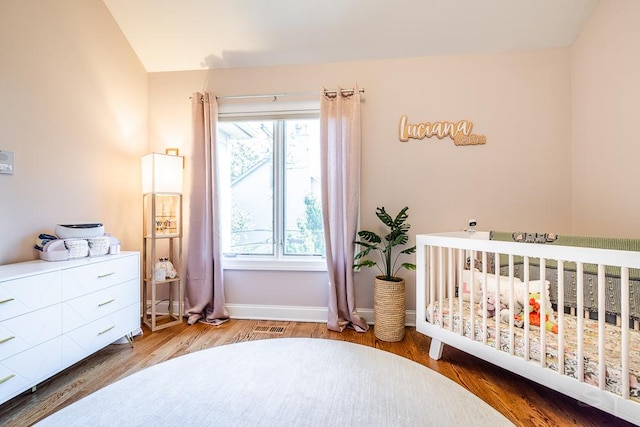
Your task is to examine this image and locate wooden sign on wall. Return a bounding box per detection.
[399,115,486,146]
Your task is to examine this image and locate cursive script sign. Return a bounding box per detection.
[399,115,486,146]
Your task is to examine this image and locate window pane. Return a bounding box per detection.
[283,119,324,256]
[218,120,274,255]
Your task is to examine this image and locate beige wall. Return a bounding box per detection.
[149,48,573,311]
[571,0,640,238]
[0,0,148,264]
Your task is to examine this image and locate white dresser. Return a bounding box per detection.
[0,252,140,405]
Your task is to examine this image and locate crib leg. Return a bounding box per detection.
[429,338,444,360]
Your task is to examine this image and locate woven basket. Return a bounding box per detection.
[88,236,110,256]
[373,276,406,342]
[64,239,89,258]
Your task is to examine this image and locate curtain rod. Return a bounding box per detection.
[215,88,364,101]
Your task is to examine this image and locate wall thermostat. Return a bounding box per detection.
[0,150,14,175]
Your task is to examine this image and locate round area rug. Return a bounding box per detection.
[37,338,513,426]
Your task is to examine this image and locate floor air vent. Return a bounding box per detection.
[253,325,286,334]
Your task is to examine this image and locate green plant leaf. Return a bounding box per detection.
[357,230,381,244]
[391,234,408,246]
[393,206,409,228]
[354,246,374,260]
[375,207,394,227]
[354,241,377,249]
[354,259,377,270]
[398,223,410,234]
[401,246,416,255]
[401,262,416,270]
[384,228,401,242]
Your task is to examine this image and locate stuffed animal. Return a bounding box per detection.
[501,300,524,328]
[480,295,506,318]
[513,294,558,334]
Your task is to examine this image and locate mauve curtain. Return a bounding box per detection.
[184,91,229,325]
[320,87,369,332]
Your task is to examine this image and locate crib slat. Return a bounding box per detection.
[524,257,530,361]
[598,264,606,391]
[577,262,585,383]
[449,249,455,331]
[494,252,501,351]
[481,251,488,345]
[449,249,456,331]
[428,245,435,327]
[621,267,630,399]
[457,249,463,335]
[438,246,445,331]
[508,254,515,356]
[557,260,565,375]
[469,250,476,340]
[540,258,547,368]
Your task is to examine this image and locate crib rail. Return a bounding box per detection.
[415,231,640,424]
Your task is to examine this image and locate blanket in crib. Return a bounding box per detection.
[427,298,640,401]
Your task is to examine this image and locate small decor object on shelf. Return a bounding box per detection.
[154,266,166,281]
[155,257,177,280]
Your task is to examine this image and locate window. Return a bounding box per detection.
[217,113,325,270]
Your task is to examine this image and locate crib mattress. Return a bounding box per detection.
[427,298,640,402]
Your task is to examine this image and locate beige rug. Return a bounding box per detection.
[36,338,513,426]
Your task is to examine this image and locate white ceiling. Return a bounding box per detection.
[102,0,599,73]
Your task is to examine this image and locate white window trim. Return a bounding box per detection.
[222,256,327,272]
[218,100,320,117]
[218,99,326,272]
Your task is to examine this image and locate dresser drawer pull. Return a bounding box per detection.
[0,374,16,385]
[0,336,15,345]
[98,298,115,307]
[0,297,15,305]
[97,272,115,279]
[98,325,115,335]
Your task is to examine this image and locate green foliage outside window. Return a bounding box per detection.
[286,194,325,255]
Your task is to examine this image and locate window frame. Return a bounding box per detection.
[217,101,326,272]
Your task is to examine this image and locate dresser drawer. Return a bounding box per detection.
[62,279,140,332]
[63,303,139,367]
[0,365,31,404]
[0,337,63,403]
[0,271,62,322]
[62,255,139,300]
[0,304,62,361]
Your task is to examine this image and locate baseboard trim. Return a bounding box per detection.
[225,303,416,327]
[146,300,416,326]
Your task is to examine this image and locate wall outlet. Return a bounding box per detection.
[0,150,14,175]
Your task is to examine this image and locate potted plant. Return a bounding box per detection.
[354,206,416,341]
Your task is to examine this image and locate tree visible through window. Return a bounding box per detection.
[218,117,324,260]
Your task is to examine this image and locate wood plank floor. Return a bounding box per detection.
[0,320,636,427]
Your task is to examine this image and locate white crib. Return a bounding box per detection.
[415,231,640,424]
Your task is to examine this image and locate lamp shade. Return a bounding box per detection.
[142,153,183,194]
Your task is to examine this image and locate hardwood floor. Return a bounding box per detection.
[0,320,636,427]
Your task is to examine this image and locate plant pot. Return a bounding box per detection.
[373,276,406,342]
